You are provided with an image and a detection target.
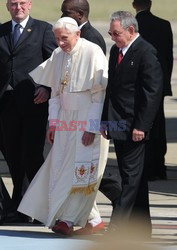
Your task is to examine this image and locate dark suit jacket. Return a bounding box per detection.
[0,16,57,103]
[102,36,163,140]
[80,21,106,55]
[136,10,173,96]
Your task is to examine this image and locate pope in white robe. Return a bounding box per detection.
[18,17,109,234]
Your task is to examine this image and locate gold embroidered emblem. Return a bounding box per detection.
[90,163,95,174]
[78,165,87,176]
[70,162,98,195]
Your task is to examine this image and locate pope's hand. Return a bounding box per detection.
[82,131,95,146]
[34,87,50,104]
[47,127,56,144]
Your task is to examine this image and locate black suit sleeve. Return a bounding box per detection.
[36,23,57,92]
[166,22,173,84]
[42,23,57,61]
[134,47,163,131]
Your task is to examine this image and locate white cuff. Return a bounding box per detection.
[48,96,60,122]
[85,103,103,134]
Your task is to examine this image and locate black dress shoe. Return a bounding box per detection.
[33,219,44,225]
[148,176,160,181]
[159,172,167,180]
[148,173,167,181]
[0,213,7,225]
[1,211,30,224]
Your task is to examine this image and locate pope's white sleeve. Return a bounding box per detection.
[85,48,108,134]
[48,95,60,127]
[85,90,105,134]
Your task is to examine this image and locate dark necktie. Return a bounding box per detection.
[13,23,21,46]
[117,50,123,64]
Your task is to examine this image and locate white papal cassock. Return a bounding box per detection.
[18,38,109,227]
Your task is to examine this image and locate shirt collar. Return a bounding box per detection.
[12,16,29,31]
[121,33,140,55]
[79,21,88,29]
[136,9,149,14]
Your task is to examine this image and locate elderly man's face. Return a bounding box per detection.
[109,20,134,48]
[6,0,32,22]
[54,28,80,52]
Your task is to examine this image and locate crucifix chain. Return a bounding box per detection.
[61,71,69,93]
[60,56,71,94]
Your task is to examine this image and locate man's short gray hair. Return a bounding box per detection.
[53,17,80,33]
[111,11,139,32]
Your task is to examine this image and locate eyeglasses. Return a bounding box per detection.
[108,31,121,37]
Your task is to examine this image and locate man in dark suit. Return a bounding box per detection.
[0,21,11,223]
[61,0,106,55]
[101,11,163,236]
[132,0,173,180]
[0,0,57,223]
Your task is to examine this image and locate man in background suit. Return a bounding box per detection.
[0,21,11,223]
[60,0,121,235]
[0,20,13,224]
[132,0,173,180]
[61,0,106,55]
[101,11,163,236]
[0,0,57,223]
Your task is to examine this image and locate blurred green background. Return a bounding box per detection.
[0,0,177,23]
